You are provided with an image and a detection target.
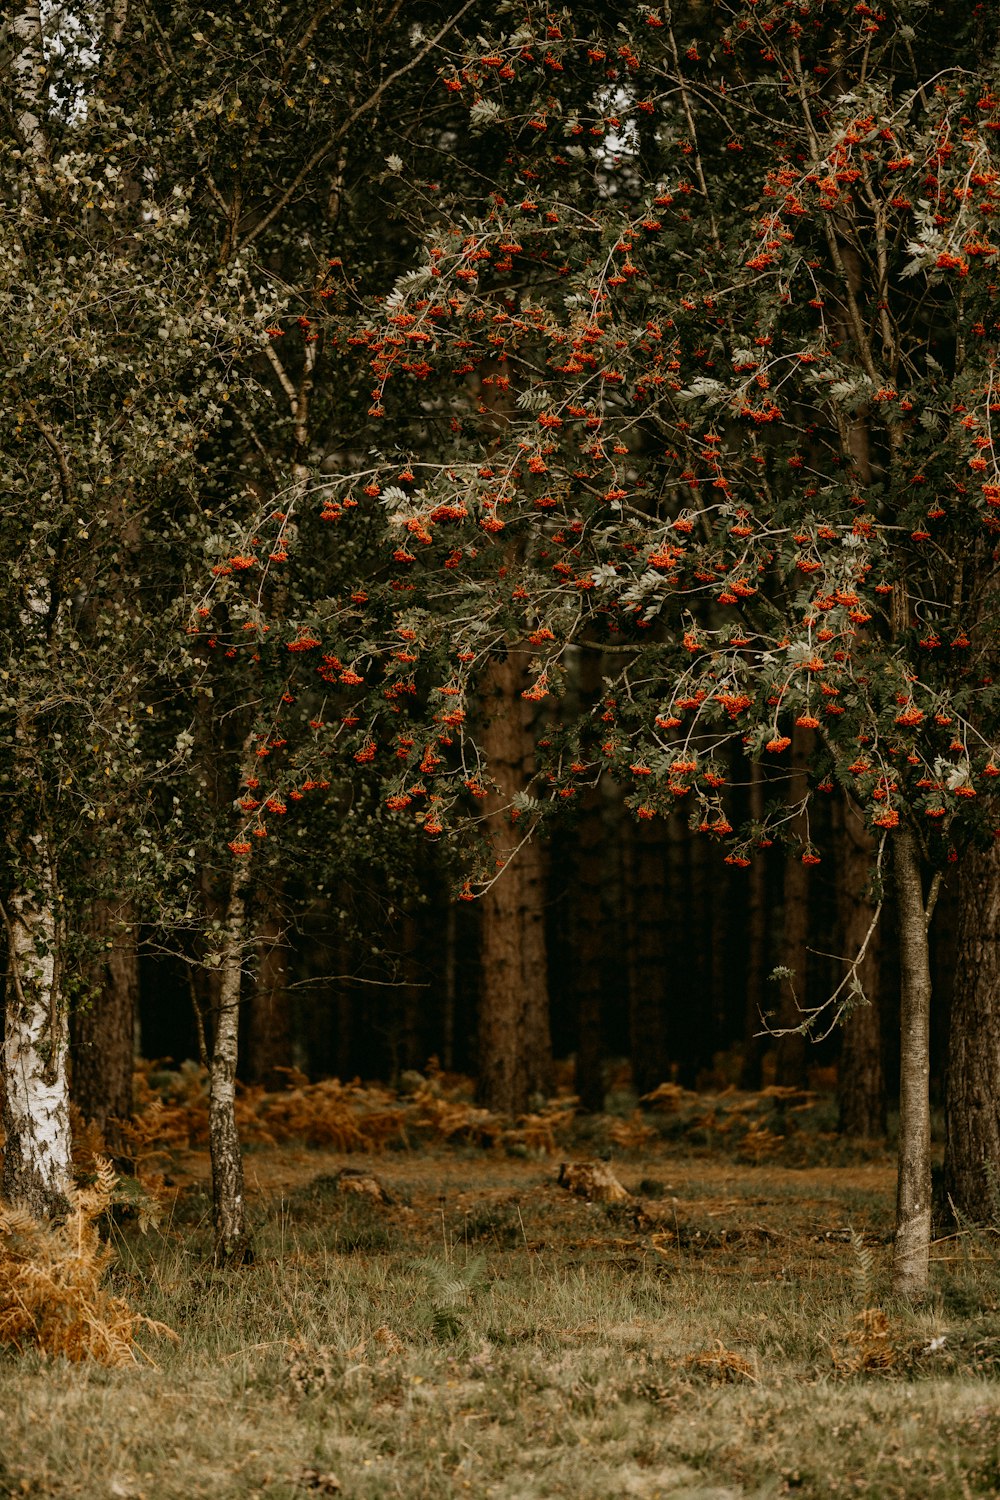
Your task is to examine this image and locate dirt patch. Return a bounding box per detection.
[166,1140,895,1280]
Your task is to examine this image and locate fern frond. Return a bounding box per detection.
[850,1226,875,1303]
[0,1185,176,1365]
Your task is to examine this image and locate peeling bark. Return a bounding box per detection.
[2,836,71,1218]
[210,861,252,1266]
[12,2,48,165]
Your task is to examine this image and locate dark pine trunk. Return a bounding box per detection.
[944,839,1000,1222]
[572,776,606,1112]
[477,652,551,1114]
[624,811,670,1095]
[740,762,768,1089]
[572,647,606,1112]
[244,884,292,1087]
[835,797,886,1138]
[70,896,138,1158]
[775,727,812,1087]
[441,904,457,1072]
[398,905,425,1075]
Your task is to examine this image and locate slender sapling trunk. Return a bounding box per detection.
[892,824,934,1299]
[210,859,252,1266]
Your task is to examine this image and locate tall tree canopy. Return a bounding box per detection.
[4,0,1000,1294]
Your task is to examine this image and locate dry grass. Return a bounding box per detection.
[3,1089,999,1497]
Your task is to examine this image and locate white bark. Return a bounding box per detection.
[12,3,48,164]
[209,859,251,1264]
[2,836,72,1216]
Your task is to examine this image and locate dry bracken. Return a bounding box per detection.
[0,1157,177,1366]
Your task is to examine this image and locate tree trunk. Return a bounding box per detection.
[210,861,252,1266]
[12,2,47,165]
[835,798,886,1137]
[571,646,606,1111]
[740,761,768,1089]
[442,903,457,1071]
[478,858,538,1112]
[892,824,933,1299]
[518,822,552,1097]
[775,727,812,1086]
[70,896,138,1158]
[572,775,605,1111]
[398,905,424,1075]
[944,839,1000,1222]
[2,834,72,1217]
[477,651,551,1114]
[244,885,292,1087]
[708,837,730,1066]
[624,811,670,1094]
[682,818,711,1086]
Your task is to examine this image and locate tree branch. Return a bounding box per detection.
[234,0,479,257]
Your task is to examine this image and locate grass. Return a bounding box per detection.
[3,1126,1000,1498]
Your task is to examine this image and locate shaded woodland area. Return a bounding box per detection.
[129,771,913,1120]
[4,0,1000,1309]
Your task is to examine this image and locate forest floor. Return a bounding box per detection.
[3,1081,1000,1499]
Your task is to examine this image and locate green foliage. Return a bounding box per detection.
[245,0,1000,914]
[9,0,1000,926]
[414,1252,488,1341]
[0,0,485,987]
[4,6,1000,1276]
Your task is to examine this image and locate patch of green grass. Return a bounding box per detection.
[3,1152,1000,1499]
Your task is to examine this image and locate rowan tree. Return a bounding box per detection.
[276,0,1000,1296]
[7,0,1000,1307]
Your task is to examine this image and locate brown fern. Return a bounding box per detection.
[0,1159,177,1365]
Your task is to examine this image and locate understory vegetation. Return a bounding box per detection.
[3,1085,1000,1499]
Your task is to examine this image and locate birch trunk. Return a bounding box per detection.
[12,2,47,165]
[2,835,72,1217]
[210,861,252,1266]
[892,824,933,1299]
